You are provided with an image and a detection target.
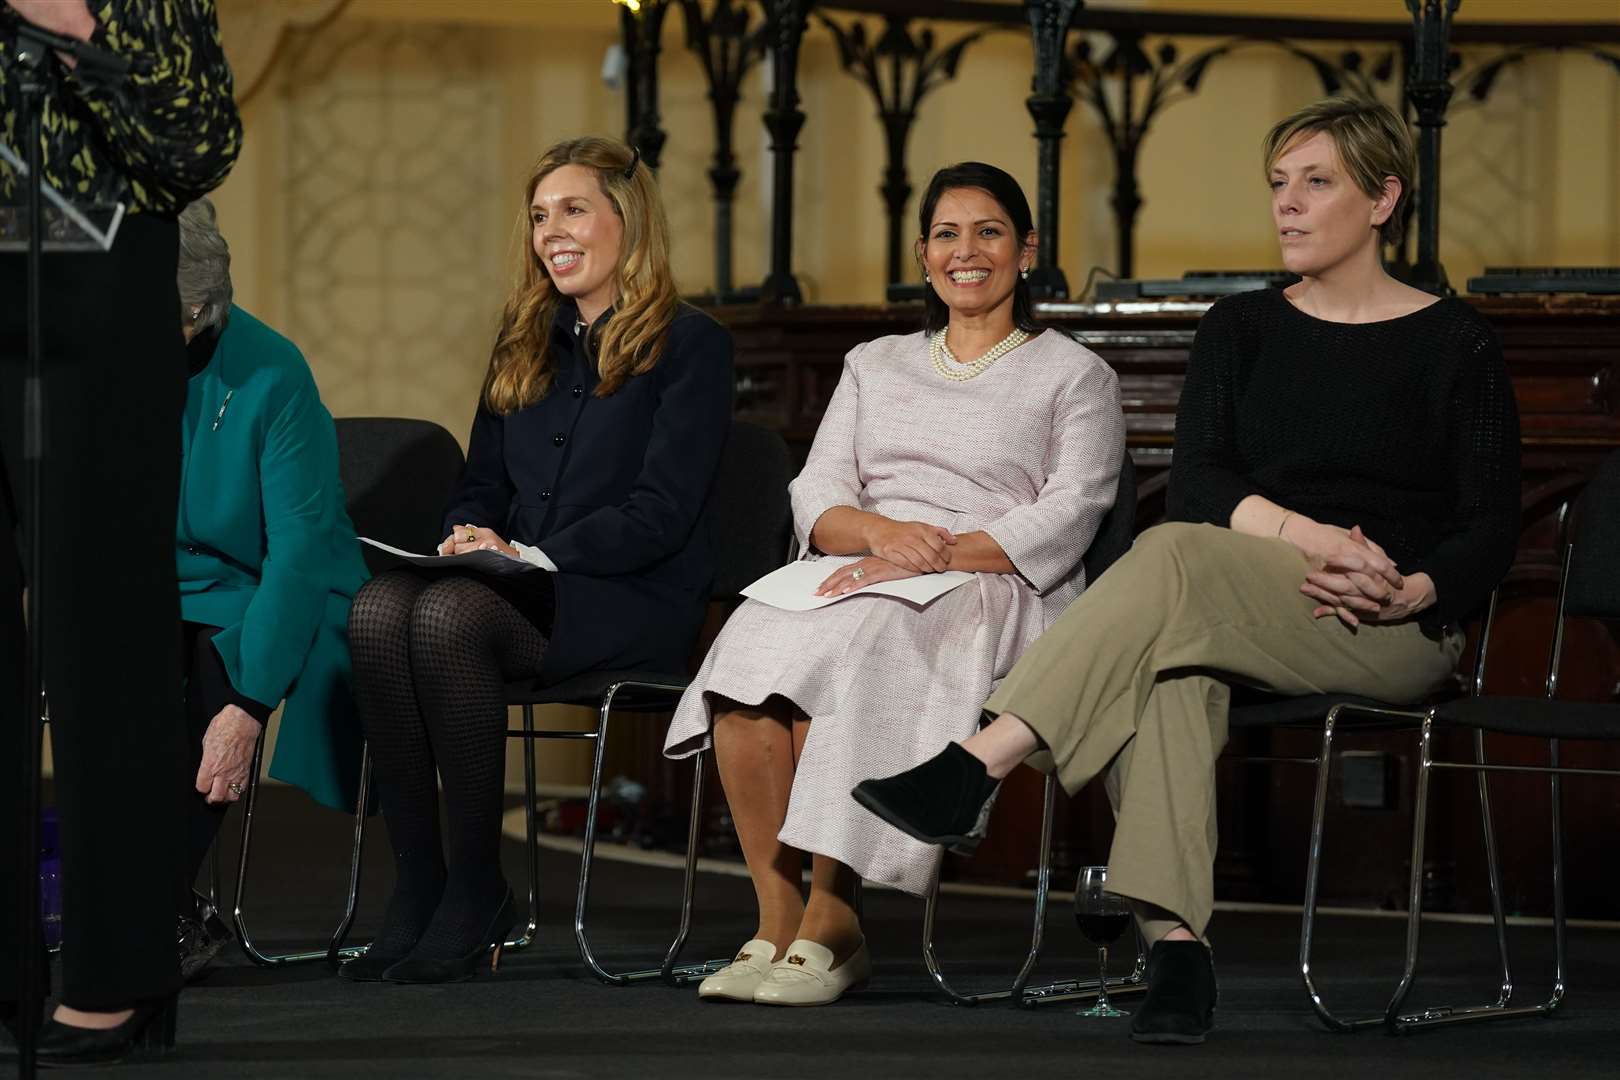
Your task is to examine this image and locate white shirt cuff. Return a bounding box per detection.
[511,542,558,571]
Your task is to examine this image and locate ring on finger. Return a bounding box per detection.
[851,567,866,581]
[228,781,244,796]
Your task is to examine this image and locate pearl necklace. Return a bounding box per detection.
[929,327,1031,381]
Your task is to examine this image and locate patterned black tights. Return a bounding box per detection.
[348,570,551,961]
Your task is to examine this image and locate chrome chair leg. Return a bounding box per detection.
[1548,740,1568,1013]
[503,704,541,951]
[231,732,369,966]
[654,748,706,984]
[324,742,371,961]
[571,682,727,985]
[1298,706,1384,1032]
[921,773,1146,1008]
[1475,730,1514,1011]
[1387,720,1560,1032]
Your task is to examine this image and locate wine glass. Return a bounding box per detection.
[1073,865,1131,1018]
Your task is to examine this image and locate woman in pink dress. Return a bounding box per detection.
[664,162,1125,1006]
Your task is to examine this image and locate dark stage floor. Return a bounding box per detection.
[42,788,1620,1078]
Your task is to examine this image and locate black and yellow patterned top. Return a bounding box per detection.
[1,0,241,215]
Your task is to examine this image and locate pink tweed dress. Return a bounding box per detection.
[663,328,1125,896]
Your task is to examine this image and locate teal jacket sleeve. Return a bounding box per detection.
[215,367,338,708]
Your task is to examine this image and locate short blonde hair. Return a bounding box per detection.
[1262,97,1415,247]
[484,137,680,414]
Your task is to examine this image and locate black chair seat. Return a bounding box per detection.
[1228,692,1429,730]
[1434,697,1620,741]
[504,669,689,709]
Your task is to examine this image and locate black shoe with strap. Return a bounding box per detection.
[1130,940,1217,1045]
[850,742,1001,856]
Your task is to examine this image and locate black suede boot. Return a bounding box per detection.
[1130,939,1217,1045]
[850,742,1001,855]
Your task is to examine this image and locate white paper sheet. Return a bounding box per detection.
[358,537,544,576]
[740,556,973,612]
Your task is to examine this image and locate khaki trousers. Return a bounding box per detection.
[984,522,1463,940]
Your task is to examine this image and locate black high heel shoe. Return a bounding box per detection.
[337,944,416,983]
[381,888,517,985]
[338,875,446,982]
[35,995,177,1067]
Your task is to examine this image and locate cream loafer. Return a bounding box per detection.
[697,938,780,1002]
[752,938,871,1006]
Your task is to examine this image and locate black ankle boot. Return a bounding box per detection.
[851,742,1001,855]
[35,995,178,1067]
[1130,940,1217,1045]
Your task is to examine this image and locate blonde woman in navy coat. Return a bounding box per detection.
[343,137,734,984]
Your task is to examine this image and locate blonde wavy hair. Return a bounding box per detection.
[484,137,681,414]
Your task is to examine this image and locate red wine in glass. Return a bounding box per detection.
[1076,910,1131,945]
[1074,865,1130,1017]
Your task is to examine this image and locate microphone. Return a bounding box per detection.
[3,12,133,81]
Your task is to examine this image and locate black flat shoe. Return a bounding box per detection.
[35,995,177,1067]
[851,742,1001,855]
[1130,940,1217,1045]
[382,888,517,985]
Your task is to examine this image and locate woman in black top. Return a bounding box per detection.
[852,97,1519,1044]
[342,137,733,984]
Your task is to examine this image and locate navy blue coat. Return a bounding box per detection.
[444,302,734,680]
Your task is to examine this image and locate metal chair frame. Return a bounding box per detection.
[214,735,371,967]
[503,677,728,986]
[921,774,1148,1008]
[1387,502,1620,1033]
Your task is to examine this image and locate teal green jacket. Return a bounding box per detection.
[178,305,370,811]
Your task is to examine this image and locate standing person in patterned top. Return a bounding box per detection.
[0,0,241,1065]
[854,97,1520,1045]
[665,162,1125,1007]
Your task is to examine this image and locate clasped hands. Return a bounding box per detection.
[1284,517,1434,628]
[815,519,955,597]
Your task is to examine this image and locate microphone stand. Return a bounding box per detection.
[5,21,130,1080]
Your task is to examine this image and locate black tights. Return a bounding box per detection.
[347,570,552,960]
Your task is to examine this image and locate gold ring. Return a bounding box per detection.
[464,526,477,542]
[851,567,866,581]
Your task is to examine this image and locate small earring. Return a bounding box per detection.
[1020,266,1030,280]
[923,272,931,283]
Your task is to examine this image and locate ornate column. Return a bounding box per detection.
[680,0,767,300]
[819,13,986,288]
[1404,0,1462,295]
[1024,0,1084,299]
[760,0,814,305]
[619,0,671,168]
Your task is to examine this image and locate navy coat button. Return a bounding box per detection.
[571,385,583,397]
[539,490,551,501]
[553,433,566,446]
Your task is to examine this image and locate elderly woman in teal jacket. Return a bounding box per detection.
[173,198,369,976]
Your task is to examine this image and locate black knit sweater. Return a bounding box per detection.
[1166,287,1521,629]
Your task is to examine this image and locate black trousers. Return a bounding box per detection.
[181,621,272,904]
[0,214,188,1009]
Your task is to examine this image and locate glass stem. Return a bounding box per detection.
[1096,945,1110,1010]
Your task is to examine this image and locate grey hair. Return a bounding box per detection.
[177,197,233,334]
